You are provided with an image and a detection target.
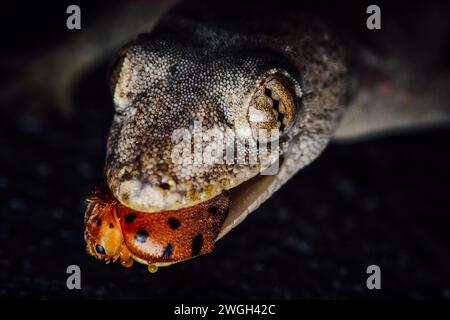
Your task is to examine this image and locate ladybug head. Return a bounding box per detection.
[84,193,132,267]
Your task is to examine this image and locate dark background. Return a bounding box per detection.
[1,0,450,299]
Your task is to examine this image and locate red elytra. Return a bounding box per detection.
[84,183,229,268]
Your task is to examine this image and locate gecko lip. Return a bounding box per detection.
[107,164,261,214]
[110,177,185,212]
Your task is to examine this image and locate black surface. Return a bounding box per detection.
[1,0,450,300]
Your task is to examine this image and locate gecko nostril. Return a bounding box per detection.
[159,182,170,190]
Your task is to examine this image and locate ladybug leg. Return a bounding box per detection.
[119,244,134,268]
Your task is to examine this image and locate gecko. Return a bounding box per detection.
[14,0,450,271]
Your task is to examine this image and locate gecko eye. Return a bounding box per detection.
[95,244,106,255]
[248,74,297,140]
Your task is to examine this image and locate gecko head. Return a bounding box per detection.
[104,31,305,214]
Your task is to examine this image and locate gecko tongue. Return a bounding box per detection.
[115,192,230,264]
[85,183,230,266]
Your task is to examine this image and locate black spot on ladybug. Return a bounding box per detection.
[162,244,173,258]
[192,234,203,256]
[134,229,149,243]
[207,205,218,214]
[109,223,114,229]
[124,213,136,224]
[95,244,105,254]
[167,217,180,230]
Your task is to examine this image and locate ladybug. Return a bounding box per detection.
[84,184,229,272]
